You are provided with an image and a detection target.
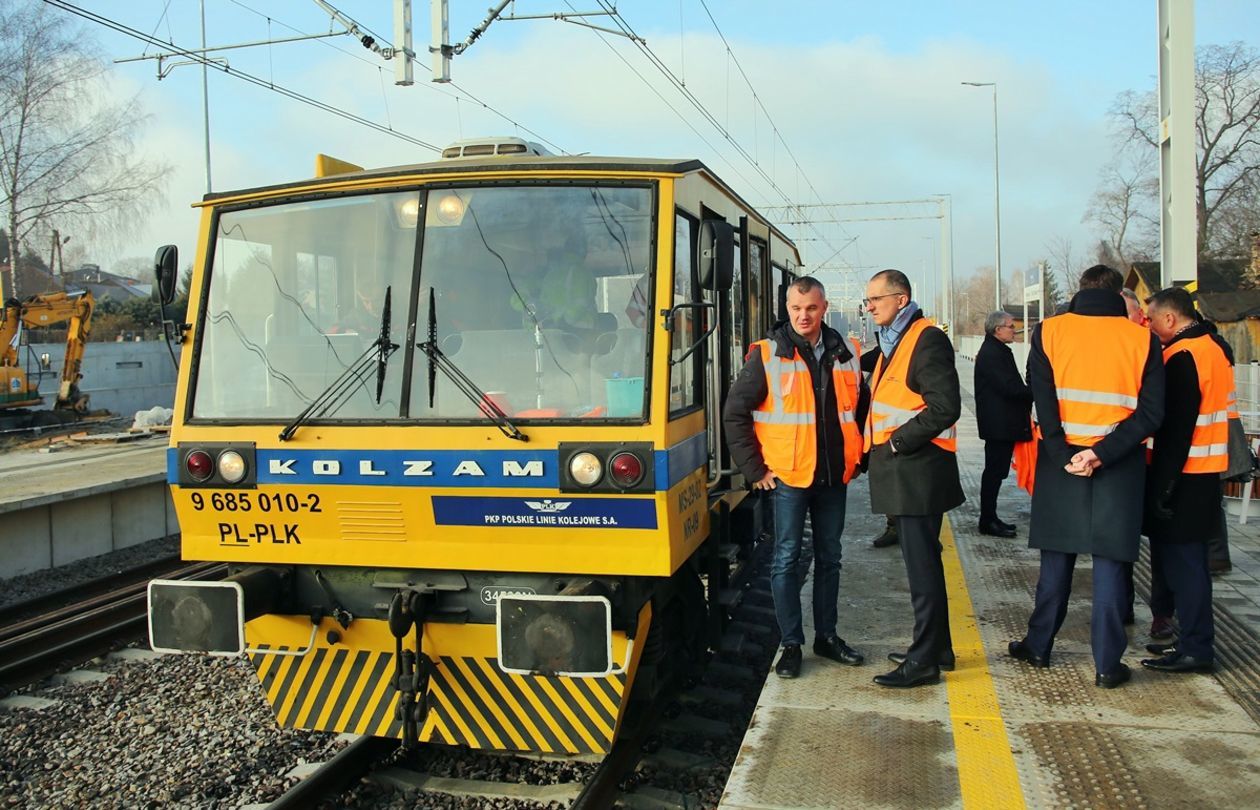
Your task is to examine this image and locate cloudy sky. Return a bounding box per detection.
[52,0,1260,309]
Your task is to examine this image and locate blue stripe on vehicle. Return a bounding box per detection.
[657,432,708,489]
[431,496,657,529]
[166,433,707,491]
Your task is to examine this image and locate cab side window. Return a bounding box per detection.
[670,212,701,414]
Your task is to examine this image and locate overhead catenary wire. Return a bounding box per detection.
[693,1,854,240]
[221,0,566,154]
[560,0,767,198]
[589,1,850,266]
[43,0,442,151]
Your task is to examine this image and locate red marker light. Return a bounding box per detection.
[609,452,644,487]
[186,449,214,482]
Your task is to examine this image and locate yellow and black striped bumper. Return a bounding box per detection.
[244,607,649,754]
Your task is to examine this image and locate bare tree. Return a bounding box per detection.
[1108,42,1260,259]
[1082,149,1158,269]
[1044,234,1083,298]
[0,1,167,299]
[952,266,997,336]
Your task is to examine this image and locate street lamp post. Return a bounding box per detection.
[962,81,1002,311]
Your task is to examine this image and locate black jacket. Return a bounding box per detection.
[974,334,1032,441]
[1027,288,1165,561]
[1143,322,1225,545]
[861,310,965,515]
[723,322,868,487]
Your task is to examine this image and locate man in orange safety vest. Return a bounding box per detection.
[723,276,868,680]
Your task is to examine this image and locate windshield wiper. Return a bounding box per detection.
[279,286,400,442]
[417,288,528,443]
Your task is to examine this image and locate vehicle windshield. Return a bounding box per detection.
[191,184,654,422]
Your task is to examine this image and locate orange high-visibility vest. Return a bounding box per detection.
[1013,421,1041,494]
[1040,313,1149,447]
[1157,334,1233,474]
[750,337,863,486]
[864,317,957,453]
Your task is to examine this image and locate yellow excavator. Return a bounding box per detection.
[0,290,94,414]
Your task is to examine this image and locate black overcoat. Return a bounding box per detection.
[1026,289,1165,562]
[973,334,1032,441]
[1142,323,1224,545]
[862,310,965,516]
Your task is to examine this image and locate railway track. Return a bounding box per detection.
[0,552,186,628]
[0,559,227,691]
[270,534,780,809]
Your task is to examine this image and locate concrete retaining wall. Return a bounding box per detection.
[0,444,175,580]
[0,478,177,579]
[28,340,176,419]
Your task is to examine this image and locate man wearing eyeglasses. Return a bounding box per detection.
[974,311,1033,537]
[862,269,964,688]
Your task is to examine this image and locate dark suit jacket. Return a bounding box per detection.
[1027,289,1165,562]
[1142,322,1224,545]
[862,311,965,515]
[974,334,1032,441]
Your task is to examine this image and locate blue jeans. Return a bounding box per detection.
[770,481,847,646]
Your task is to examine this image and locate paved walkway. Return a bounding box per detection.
[953,356,1260,636]
[719,357,1260,809]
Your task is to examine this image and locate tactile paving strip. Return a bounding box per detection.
[1017,721,1146,809]
[721,706,961,809]
[1014,722,1260,810]
[1009,655,1260,733]
[975,600,1097,649]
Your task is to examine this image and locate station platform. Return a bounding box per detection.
[720,359,1260,809]
[0,436,173,578]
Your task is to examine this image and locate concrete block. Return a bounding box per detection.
[285,762,320,780]
[0,506,51,578]
[49,670,113,685]
[50,494,112,566]
[111,482,166,550]
[109,648,166,662]
[0,695,60,711]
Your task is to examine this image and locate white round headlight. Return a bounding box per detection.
[569,452,603,486]
[217,450,248,484]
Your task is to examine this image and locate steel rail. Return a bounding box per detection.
[0,561,226,689]
[268,735,400,810]
[0,553,192,635]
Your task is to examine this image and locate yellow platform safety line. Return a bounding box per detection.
[940,516,1027,809]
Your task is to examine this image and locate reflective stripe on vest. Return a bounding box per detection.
[1160,334,1233,474]
[1040,313,1149,447]
[750,337,863,486]
[864,318,957,453]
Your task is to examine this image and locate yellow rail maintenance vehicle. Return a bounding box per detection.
[148,137,803,754]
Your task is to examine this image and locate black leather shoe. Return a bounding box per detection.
[1095,663,1132,688]
[775,645,801,678]
[1140,653,1214,673]
[814,635,864,665]
[888,651,955,671]
[1007,639,1050,668]
[978,518,1016,538]
[873,659,940,688]
[995,517,1017,532]
[1145,642,1177,656]
[872,527,899,547]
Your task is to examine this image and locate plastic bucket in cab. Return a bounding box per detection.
[605,377,645,417]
